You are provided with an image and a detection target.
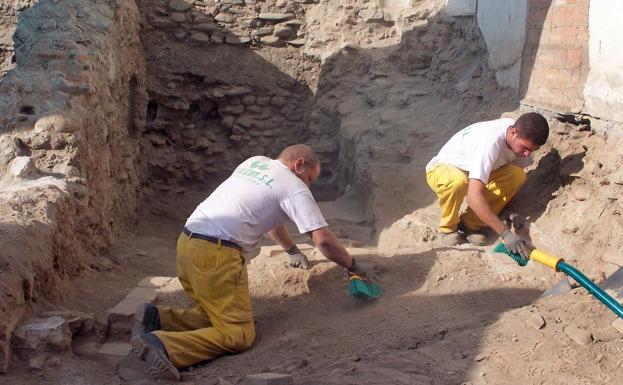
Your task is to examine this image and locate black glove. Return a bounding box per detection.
[286,245,309,269]
[500,229,530,260]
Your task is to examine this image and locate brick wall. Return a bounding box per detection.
[520,0,589,112]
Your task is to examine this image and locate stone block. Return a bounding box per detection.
[12,316,72,370]
[126,287,159,302]
[97,341,132,356]
[525,313,546,330]
[246,372,293,385]
[612,318,623,334]
[593,327,622,342]
[138,276,173,289]
[563,325,593,346]
[107,298,144,336]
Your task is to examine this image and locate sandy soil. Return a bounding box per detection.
[4,179,623,385]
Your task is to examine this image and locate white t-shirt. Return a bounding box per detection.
[185,156,328,253]
[426,118,519,183]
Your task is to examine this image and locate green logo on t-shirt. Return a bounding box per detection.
[235,160,275,188]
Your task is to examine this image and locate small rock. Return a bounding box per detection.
[34,114,73,133]
[168,0,193,12]
[563,325,593,346]
[252,26,274,37]
[274,25,293,38]
[215,13,234,23]
[9,156,39,178]
[285,38,305,47]
[225,35,250,44]
[258,13,293,21]
[194,22,218,32]
[611,318,623,334]
[223,86,252,96]
[593,327,622,342]
[190,32,210,43]
[246,372,293,385]
[169,12,186,22]
[211,32,225,44]
[602,249,623,266]
[526,313,546,330]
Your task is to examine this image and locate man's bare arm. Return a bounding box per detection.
[309,227,353,269]
[268,224,296,251]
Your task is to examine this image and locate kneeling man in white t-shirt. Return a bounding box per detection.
[130,144,372,380]
[425,112,549,252]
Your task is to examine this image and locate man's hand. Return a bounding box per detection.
[500,229,530,260]
[286,245,309,269]
[348,258,376,282]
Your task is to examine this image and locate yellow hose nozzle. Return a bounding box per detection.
[530,249,562,271]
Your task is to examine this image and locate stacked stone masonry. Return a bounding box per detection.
[519,0,590,112]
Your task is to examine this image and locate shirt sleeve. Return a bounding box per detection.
[280,190,329,234]
[468,141,502,183]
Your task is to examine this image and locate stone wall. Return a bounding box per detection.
[0,0,146,372]
[136,0,319,189]
[0,1,35,81]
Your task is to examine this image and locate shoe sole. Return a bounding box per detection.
[131,334,180,381]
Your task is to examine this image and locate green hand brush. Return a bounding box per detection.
[493,243,529,266]
[348,275,383,300]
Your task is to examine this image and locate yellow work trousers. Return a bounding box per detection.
[154,233,255,368]
[426,163,527,233]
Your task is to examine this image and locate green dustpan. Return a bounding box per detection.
[348,275,383,300]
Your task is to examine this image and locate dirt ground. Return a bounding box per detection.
[2,2,623,383]
[3,169,623,385]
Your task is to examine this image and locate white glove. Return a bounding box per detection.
[286,245,309,269]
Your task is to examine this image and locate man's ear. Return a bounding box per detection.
[294,158,305,171]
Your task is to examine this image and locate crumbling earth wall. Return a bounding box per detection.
[0,0,146,372]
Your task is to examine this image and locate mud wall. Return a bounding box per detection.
[0,0,146,372]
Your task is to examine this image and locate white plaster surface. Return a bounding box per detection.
[445,0,476,16]
[476,0,527,89]
[583,0,623,122]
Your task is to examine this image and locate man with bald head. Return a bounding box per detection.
[131,144,371,380]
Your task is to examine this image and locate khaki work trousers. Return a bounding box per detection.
[426,163,527,233]
[154,233,255,368]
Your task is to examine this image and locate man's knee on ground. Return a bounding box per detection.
[220,322,255,353]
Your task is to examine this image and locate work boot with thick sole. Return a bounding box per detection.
[133,302,161,336]
[131,332,180,381]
